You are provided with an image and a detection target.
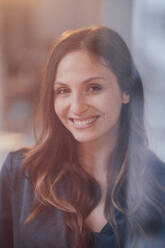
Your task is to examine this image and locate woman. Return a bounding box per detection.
[0,26,165,248]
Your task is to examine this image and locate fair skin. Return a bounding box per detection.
[54,50,130,231]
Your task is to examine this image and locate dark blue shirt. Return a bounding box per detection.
[0,150,165,248]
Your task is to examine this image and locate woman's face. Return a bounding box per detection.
[54,50,130,144]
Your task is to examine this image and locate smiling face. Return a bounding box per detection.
[54,50,130,144]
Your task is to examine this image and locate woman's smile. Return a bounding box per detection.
[69,115,101,129]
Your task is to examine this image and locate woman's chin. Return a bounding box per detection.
[72,133,98,144]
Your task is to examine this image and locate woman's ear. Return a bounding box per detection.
[122,92,130,104]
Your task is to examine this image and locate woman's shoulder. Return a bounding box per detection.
[148,150,165,177]
[147,151,165,207]
[0,148,29,182]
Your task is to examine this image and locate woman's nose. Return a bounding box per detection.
[70,94,88,115]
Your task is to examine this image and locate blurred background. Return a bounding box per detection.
[0,0,165,166]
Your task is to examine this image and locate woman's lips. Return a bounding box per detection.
[69,116,100,129]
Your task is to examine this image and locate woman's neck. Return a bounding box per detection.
[78,128,118,190]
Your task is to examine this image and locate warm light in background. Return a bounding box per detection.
[0,0,165,166]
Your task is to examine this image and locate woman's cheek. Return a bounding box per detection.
[54,98,68,118]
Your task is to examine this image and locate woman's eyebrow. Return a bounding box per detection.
[54,76,106,86]
[54,82,68,87]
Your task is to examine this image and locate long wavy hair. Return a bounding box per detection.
[22,26,164,247]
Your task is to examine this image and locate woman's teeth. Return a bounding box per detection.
[71,116,99,128]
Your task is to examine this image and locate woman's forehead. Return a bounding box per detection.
[54,50,117,86]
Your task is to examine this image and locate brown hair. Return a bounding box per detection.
[22,26,164,247]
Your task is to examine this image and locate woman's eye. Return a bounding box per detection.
[55,88,70,95]
[88,85,103,92]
